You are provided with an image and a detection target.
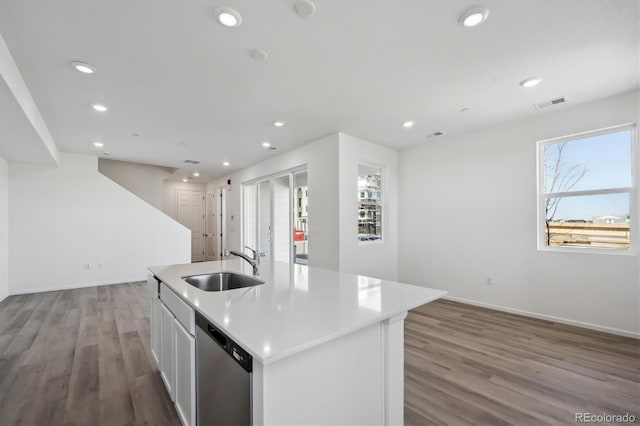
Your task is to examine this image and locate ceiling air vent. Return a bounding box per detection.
[426,131,444,138]
[183,159,200,165]
[533,96,566,110]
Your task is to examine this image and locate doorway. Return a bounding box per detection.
[242,168,308,265]
[177,189,205,262]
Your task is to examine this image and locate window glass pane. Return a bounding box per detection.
[358,165,382,242]
[545,193,630,249]
[293,172,308,265]
[544,129,632,193]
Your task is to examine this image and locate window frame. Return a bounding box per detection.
[536,123,638,255]
[358,162,385,245]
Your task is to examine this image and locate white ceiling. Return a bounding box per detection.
[0,0,637,177]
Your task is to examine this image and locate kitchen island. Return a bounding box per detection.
[148,259,446,426]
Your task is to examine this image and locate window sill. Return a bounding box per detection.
[358,240,384,246]
[537,244,638,256]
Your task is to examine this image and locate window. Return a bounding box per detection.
[537,124,637,253]
[358,164,382,242]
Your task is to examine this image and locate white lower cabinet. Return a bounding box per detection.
[174,320,196,426]
[151,296,162,366]
[160,302,176,401]
[151,278,196,426]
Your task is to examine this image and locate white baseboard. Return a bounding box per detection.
[444,296,639,339]
[9,277,146,296]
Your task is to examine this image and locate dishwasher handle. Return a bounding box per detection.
[208,324,227,348]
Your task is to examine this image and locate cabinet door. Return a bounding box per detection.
[174,320,196,426]
[160,302,176,401]
[151,296,162,366]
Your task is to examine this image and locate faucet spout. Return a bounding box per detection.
[224,247,263,275]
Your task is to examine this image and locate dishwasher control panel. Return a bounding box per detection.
[196,312,252,372]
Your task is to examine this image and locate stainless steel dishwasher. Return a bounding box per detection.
[196,312,252,426]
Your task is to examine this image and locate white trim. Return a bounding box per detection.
[537,122,636,144]
[444,295,639,339]
[545,187,632,198]
[9,276,147,295]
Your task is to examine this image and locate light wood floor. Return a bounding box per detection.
[0,282,180,425]
[405,300,640,425]
[0,284,638,426]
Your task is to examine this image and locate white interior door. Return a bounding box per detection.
[205,191,216,261]
[177,189,205,262]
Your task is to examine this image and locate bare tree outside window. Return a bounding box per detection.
[544,143,588,245]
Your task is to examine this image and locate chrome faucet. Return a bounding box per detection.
[223,246,265,275]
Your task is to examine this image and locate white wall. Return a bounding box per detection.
[210,134,340,270]
[9,153,191,294]
[398,90,640,336]
[338,133,398,281]
[98,158,174,210]
[163,180,206,221]
[0,156,8,302]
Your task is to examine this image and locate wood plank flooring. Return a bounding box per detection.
[0,282,180,426]
[405,300,640,425]
[0,284,638,425]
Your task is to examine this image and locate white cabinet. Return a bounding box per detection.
[160,301,176,401]
[151,295,162,366]
[174,320,196,426]
[151,278,196,426]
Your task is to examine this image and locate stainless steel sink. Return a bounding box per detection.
[182,272,265,292]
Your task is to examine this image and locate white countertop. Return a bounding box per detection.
[149,260,446,364]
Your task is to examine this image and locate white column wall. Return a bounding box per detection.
[210,134,340,270]
[338,133,398,281]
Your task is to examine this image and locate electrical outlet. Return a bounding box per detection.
[97,262,104,270]
[84,264,91,270]
[485,276,493,285]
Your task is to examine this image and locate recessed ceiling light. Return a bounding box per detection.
[459,7,489,27]
[295,0,317,18]
[92,104,108,112]
[402,121,415,128]
[93,141,104,148]
[273,121,285,127]
[520,77,543,88]
[71,61,96,74]
[103,152,111,156]
[193,172,200,177]
[215,7,242,28]
[223,161,230,167]
[250,49,269,62]
[262,141,271,148]
[182,178,188,182]
[460,107,471,113]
